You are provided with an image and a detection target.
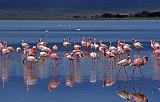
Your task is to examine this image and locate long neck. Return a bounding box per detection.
[109,42,111,47]
[143,58,148,64]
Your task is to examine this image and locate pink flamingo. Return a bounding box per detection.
[48,50,61,91]
[90,52,99,83]
[130,56,148,94]
[130,56,149,81]
[48,50,61,63]
[72,48,83,83]
[120,40,132,58]
[1,41,14,64]
[117,40,124,60]
[133,38,143,55]
[150,39,160,50]
[104,50,115,85]
[93,38,99,50]
[24,59,37,90]
[116,56,131,81]
[65,52,76,87]
[63,38,71,52]
[99,40,107,63]
[116,56,131,90]
[81,37,87,50]
[21,40,29,49]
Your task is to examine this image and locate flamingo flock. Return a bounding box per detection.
[1,37,158,94]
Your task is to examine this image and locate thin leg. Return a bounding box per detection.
[124,67,128,81]
[139,67,146,81]
[132,67,136,93]
[124,67,128,90]
[116,67,122,81]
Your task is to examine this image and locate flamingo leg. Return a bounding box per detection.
[132,67,136,93]
[124,67,128,81]
[116,66,122,81]
[137,49,140,56]
[124,66,128,90]
[139,67,146,81]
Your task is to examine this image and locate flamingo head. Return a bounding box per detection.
[143,56,149,61]
[132,38,136,43]
[63,38,66,42]
[81,37,85,41]
[132,38,138,44]
[21,40,24,43]
[32,46,37,50]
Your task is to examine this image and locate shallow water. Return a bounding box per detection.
[0,20,160,102]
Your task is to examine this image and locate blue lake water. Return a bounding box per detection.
[0,20,160,102]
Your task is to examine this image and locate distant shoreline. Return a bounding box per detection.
[0,18,160,20]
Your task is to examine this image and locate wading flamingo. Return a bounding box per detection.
[133,38,143,55]
[90,52,99,83]
[130,56,149,81]
[65,52,76,87]
[116,56,131,81]
[63,38,71,52]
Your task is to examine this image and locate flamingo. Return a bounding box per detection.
[65,53,76,87]
[52,45,58,51]
[39,51,48,68]
[130,56,148,81]
[117,41,124,60]
[48,50,61,61]
[1,42,14,64]
[24,57,37,91]
[121,41,132,57]
[150,39,160,50]
[38,38,47,46]
[133,38,143,55]
[99,40,107,63]
[81,37,87,47]
[109,42,119,66]
[93,38,99,50]
[104,50,115,84]
[116,56,131,82]
[72,49,83,84]
[63,38,71,52]
[86,37,94,50]
[16,47,21,53]
[90,52,99,83]
[153,48,160,57]
[74,41,81,50]
[21,40,29,49]
[48,50,61,91]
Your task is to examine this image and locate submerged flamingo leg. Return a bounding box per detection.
[124,67,128,81]
[132,67,136,93]
[124,67,128,90]
[139,67,146,81]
